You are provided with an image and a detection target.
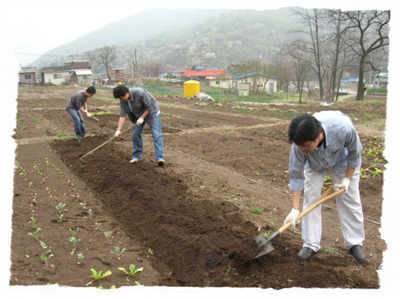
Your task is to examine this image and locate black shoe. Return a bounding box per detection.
[157,159,165,166]
[350,245,367,263]
[297,247,316,262]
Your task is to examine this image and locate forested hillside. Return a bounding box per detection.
[33,8,299,70]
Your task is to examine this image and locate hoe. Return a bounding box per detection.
[254,186,346,259]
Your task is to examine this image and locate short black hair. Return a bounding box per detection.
[86,86,96,94]
[288,114,322,145]
[113,85,129,99]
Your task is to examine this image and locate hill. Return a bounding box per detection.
[33,8,299,70]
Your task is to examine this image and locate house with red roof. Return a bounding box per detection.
[181,70,227,81]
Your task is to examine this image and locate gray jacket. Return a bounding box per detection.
[119,87,160,125]
[289,111,363,191]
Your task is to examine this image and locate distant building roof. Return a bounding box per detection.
[71,70,93,75]
[235,73,280,80]
[182,70,226,76]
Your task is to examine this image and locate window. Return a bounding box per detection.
[83,75,87,79]
[53,74,62,79]
[115,70,120,74]
[24,74,32,80]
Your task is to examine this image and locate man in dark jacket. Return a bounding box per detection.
[113,85,165,166]
[66,86,96,139]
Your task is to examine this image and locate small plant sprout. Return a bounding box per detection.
[69,237,78,255]
[77,253,84,264]
[252,207,263,214]
[117,264,143,277]
[87,209,94,217]
[28,227,42,240]
[69,227,79,236]
[56,203,67,222]
[90,269,112,280]
[104,231,112,239]
[41,253,54,269]
[29,216,37,228]
[111,247,126,259]
[80,201,88,209]
[40,241,54,254]
[56,203,67,213]
[39,241,55,269]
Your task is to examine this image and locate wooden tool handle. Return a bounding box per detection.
[279,186,345,234]
[80,124,136,161]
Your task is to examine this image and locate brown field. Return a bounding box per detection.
[6,86,389,296]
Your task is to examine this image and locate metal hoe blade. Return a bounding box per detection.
[254,232,277,259]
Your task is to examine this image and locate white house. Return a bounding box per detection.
[39,61,93,86]
[235,73,279,93]
[208,73,279,94]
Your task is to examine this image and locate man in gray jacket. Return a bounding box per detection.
[66,86,96,139]
[284,111,366,263]
[113,85,165,166]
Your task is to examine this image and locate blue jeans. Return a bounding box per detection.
[66,108,86,138]
[132,114,164,161]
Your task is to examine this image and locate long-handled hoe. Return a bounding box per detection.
[79,124,136,163]
[254,186,346,259]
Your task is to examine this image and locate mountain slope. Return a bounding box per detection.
[34,8,299,70]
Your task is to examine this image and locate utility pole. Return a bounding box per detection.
[131,48,138,85]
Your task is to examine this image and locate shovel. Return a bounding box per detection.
[79,124,136,162]
[254,186,346,259]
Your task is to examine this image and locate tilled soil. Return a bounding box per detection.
[9,86,386,292]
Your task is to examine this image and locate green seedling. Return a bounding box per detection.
[111,247,126,259]
[225,265,235,274]
[28,227,42,240]
[69,227,79,235]
[56,203,66,213]
[80,201,88,209]
[104,231,112,238]
[262,231,273,239]
[57,214,65,222]
[321,246,339,255]
[41,253,54,269]
[69,237,78,255]
[252,207,263,214]
[40,241,54,254]
[77,253,84,264]
[29,216,37,228]
[117,264,143,277]
[90,269,112,280]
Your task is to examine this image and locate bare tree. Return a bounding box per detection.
[342,10,390,101]
[324,9,352,102]
[98,46,116,81]
[141,60,164,78]
[272,56,291,99]
[291,8,326,101]
[127,48,139,85]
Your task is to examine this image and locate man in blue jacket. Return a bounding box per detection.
[284,111,367,263]
[113,85,165,166]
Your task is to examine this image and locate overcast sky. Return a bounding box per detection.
[1,0,400,298]
[1,0,394,66]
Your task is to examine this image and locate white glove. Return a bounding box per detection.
[114,130,121,138]
[284,208,300,228]
[136,117,144,125]
[334,177,350,192]
[86,112,92,117]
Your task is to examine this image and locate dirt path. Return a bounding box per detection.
[8,86,387,294]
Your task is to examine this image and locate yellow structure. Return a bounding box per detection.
[184,80,200,97]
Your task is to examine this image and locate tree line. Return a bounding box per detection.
[83,8,389,102]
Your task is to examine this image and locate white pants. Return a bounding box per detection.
[302,166,365,252]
